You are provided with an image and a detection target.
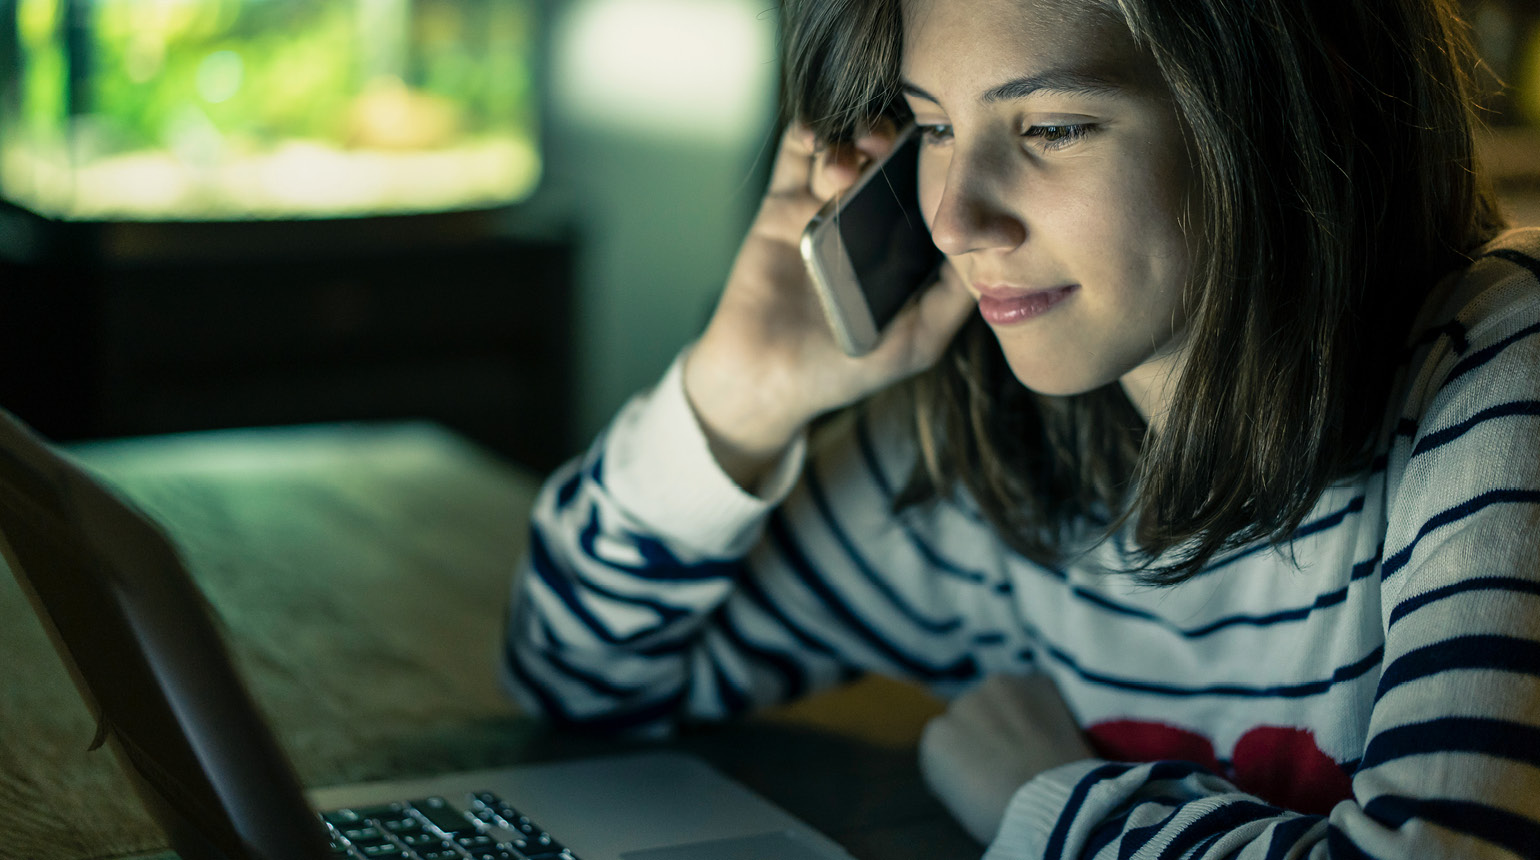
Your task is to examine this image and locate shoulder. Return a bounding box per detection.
[1393,228,1540,430]
[1378,228,1540,592]
[1413,228,1539,353]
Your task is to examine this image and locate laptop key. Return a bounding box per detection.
[471,807,502,827]
[508,833,565,857]
[325,809,367,827]
[410,797,480,835]
[357,844,411,859]
[466,851,518,860]
[340,825,387,844]
[382,816,427,834]
[398,831,450,848]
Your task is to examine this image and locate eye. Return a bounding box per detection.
[1022,123,1094,151]
[918,123,954,146]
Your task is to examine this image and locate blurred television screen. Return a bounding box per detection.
[0,0,541,221]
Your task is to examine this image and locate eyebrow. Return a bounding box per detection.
[902,68,1125,106]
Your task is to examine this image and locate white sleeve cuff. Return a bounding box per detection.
[983,760,1106,860]
[603,349,807,558]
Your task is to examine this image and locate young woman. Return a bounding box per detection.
[504,0,1540,855]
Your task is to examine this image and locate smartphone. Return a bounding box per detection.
[800,123,945,356]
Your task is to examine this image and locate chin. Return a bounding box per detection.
[1000,352,1112,398]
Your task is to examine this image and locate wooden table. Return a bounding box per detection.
[0,422,974,860]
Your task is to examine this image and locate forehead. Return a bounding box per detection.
[900,0,1143,94]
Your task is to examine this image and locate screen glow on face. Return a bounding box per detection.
[902,0,1195,416]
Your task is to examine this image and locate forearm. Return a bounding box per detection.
[501,354,808,732]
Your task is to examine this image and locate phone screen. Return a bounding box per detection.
[835,131,943,331]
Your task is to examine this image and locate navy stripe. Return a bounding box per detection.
[1358,717,1540,771]
[1263,815,1327,860]
[1185,586,1349,636]
[1294,494,1367,540]
[1375,635,1540,701]
[853,407,899,499]
[1070,588,1166,625]
[1382,489,1540,580]
[1045,763,1136,860]
[554,464,583,509]
[530,527,650,646]
[504,640,579,722]
[710,662,750,715]
[717,605,811,701]
[578,507,740,582]
[1441,318,1540,390]
[507,638,688,733]
[568,563,694,624]
[1121,813,1176,856]
[1119,809,1181,858]
[1080,804,1134,859]
[588,450,606,488]
[1388,576,1540,629]
[1411,400,1540,458]
[1195,547,1380,635]
[804,463,963,634]
[1100,764,1216,859]
[534,613,566,653]
[736,569,842,659]
[1201,495,1366,574]
[1046,642,1383,699]
[1486,247,1540,283]
[1364,795,1540,857]
[1073,547,1380,641]
[1144,760,1218,782]
[854,410,996,585]
[1155,801,1281,860]
[767,513,978,680]
[538,644,650,700]
[909,531,996,583]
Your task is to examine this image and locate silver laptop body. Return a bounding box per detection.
[0,408,852,860]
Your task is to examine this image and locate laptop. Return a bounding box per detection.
[0,408,856,860]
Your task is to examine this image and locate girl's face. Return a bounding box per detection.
[903,0,1194,417]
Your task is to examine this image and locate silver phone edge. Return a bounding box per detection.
[800,203,881,357]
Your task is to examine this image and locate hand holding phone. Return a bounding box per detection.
[683,123,970,489]
[801,123,945,356]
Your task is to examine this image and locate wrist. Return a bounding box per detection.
[682,345,811,490]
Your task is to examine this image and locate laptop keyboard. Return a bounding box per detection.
[322,791,581,860]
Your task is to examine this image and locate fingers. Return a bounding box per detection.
[766,120,902,203]
[765,123,818,197]
[810,122,900,202]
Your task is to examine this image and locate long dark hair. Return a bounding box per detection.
[780,0,1507,583]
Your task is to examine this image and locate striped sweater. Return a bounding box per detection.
[503,228,1540,859]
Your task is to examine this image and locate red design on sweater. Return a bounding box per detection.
[1086,720,1352,815]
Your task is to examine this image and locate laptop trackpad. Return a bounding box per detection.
[624,831,847,860]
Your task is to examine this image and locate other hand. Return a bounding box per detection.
[919,673,1096,844]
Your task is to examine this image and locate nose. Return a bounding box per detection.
[926,146,1027,257]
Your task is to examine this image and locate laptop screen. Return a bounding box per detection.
[0,413,330,860]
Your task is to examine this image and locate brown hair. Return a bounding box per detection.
[780,0,1507,583]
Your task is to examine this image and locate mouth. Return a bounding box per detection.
[974,284,1078,326]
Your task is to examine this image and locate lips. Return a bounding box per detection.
[975,284,1078,325]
